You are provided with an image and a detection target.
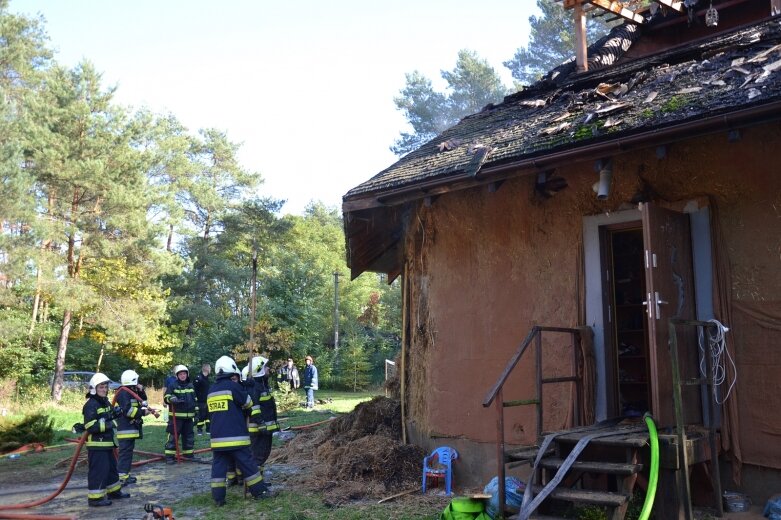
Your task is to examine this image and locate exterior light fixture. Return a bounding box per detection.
[706,1,719,27]
[594,158,613,200]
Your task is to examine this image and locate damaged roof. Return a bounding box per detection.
[344,18,781,205]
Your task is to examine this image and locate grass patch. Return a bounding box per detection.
[174,489,442,520]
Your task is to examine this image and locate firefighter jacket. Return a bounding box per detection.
[247,376,278,435]
[82,394,117,450]
[207,375,253,451]
[193,371,211,403]
[115,386,148,440]
[164,376,198,418]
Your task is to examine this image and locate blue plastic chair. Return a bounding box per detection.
[422,446,458,496]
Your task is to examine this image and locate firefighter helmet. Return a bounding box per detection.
[241,365,249,381]
[215,356,239,376]
[88,373,111,395]
[120,369,139,386]
[173,364,188,377]
[250,356,269,378]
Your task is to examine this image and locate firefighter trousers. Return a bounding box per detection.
[117,438,136,482]
[211,447,267,504]
[165,417,194,459]
[251,432,273,469]
[87,448,121,503]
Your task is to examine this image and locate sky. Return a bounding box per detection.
[11,1,540,215]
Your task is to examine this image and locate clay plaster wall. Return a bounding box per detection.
[403,122,781,474]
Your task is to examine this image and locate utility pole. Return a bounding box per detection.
[333,272,340,369]
[249,246,258,373]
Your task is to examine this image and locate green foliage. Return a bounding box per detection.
[0,413,54,453]
[273,381,301,413]
[503,0,611,86]
[392,50,509,156]
[661,94,689,113]
[0,6,400,394]
[339,327,373,391]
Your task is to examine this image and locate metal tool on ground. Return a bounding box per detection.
[141,503,175,520]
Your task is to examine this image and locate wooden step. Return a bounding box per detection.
[505,445,554,463]
[538,457,643,475]
[553,429,649,448]
[532,485,629,507]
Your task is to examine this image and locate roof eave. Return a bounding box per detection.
[343,99,781,214]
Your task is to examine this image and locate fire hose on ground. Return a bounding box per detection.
[0,385,186,518]
[0,390,333,518]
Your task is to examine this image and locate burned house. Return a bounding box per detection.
[344,1,781,517]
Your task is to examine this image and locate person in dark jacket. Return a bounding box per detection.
[208,355,271,505]
[276,358,300,391]
[82,373,129,507]
[303,355,318,409]
[163,364,197,463]
[193,363,211,435]
[246,357,278,473]
[115,369,158,485]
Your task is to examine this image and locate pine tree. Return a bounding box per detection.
[503,0,610,86]
[391,50,508,156]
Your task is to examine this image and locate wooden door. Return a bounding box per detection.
[641,203,701,427]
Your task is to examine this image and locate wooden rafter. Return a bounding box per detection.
[655,0,684,12]
[587,0,646,24]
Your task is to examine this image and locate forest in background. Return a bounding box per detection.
[0,1,400,399]
[1,0,603,400]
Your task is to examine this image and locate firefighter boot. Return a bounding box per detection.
[88,498,112,507]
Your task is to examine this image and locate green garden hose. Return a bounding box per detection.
[639,413,660,520]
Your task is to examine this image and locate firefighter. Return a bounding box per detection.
[115,369,159,485]
[82,373,129,507]
[246,356,278,475]
[163,364,197,463]
[208,355,271,505]
[193,363,212,435]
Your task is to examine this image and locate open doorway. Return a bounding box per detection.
[603,226,650,418]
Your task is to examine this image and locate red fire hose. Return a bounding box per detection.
[169,403,181,464]
[0,385,146,514]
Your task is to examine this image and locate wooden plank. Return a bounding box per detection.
[505,445,554,462]
[654,0,684,12]
[531,485,629,507]
[587,0,645,24]
[574,2,588,72]
[538,457,643,475]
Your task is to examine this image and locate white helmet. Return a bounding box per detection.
[241,365,249,381]
[215,356,240,376]
[173,364,188,377]
[121,369,139,386]
[88,373,111,395]
[249,356,269,378]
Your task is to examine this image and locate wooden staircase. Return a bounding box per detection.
[505,422,650,520]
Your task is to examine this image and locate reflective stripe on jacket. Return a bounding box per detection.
[82,395,117,450]
[207,377,253,451]
[115,386,146,439]
[164,378,198,417]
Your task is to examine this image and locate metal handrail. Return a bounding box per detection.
[482,325,583,520]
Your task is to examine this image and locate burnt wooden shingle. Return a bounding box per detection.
[345,19,781,203]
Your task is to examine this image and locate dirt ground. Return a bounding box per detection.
[0,457,212,519]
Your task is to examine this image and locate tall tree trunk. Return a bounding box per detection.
[96,344,105,373]
[29,273,41,336]
[167,223,174,251]
[51,308,72,402]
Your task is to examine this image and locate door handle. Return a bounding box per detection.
[655,291,668,320]
[643,292,653,319]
